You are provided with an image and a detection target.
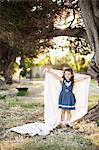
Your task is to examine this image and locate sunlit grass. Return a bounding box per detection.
[88,79,99,110]
[88,95,99,110]
[90,79,98,85]
[0,96,44,110]
[33,78,44,81]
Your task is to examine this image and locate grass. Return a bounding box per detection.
[20,133,97,150]
[1,131,98,150]
[90,79,98,85]
[96,119,99,126]
[88,95,99,110]
[0,79,99,150]
[88,79,99,110]
[33,78,44,81]
[0,130,98,150]
[0,96,44,110]
[16,90,28,96]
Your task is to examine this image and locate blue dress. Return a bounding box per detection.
[59,80,76,110]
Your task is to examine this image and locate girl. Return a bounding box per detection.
[44,66,87,127]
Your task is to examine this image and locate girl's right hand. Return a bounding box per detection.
[42,65,52,73]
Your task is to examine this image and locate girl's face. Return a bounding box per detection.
[64,71,72,81]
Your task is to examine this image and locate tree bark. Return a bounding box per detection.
[47,27,87,40]
[79,0,99,66]
[87,55,99,84]
[3,61,13,84]
[79,0,99,83]
[77,103,99,122]
[0,41,17,84]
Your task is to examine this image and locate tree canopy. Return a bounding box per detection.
[0,0,99,83]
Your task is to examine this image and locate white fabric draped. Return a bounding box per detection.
[9,69,91,136]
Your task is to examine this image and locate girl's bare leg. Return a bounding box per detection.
[56,109,66,128]
[67,110,71,122]
[61,109,66,124]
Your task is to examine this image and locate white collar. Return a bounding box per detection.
[64,80,71,87]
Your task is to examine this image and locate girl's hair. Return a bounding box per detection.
[62,67,74,87]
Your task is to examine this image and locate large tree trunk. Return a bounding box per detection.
[79,0,99,65]
[79,0,99,83]
[77,103,99,122]
[3,61,13,84]
[0,41,17,84]
[87,55,99,85]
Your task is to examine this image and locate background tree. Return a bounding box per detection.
[79,0,99,84]
[0,0,99,83]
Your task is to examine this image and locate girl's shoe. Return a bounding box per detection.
[66,122,73,128]
[61,121,67,127]
[56,123,62,129]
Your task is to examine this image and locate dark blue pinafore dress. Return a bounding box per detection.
[59,80,76,110]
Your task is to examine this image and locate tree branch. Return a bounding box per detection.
[46,27,87,40]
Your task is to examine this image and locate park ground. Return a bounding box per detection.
[0,78,99,150]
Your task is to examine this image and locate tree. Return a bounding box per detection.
[79,0,99,84]
[0,0,99,83]
[0,40,19,83]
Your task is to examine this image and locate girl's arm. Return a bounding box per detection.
[74,76,89,83]
[43,65,63,82]
[47,69,63,82]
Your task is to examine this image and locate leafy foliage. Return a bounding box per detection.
[0,0,98,82]
[16,90,28,96]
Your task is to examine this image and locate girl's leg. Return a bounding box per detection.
[56,109,66,128]
[61,109,66,124]
[67,110,71,122]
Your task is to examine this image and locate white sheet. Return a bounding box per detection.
[9,69,91,136]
